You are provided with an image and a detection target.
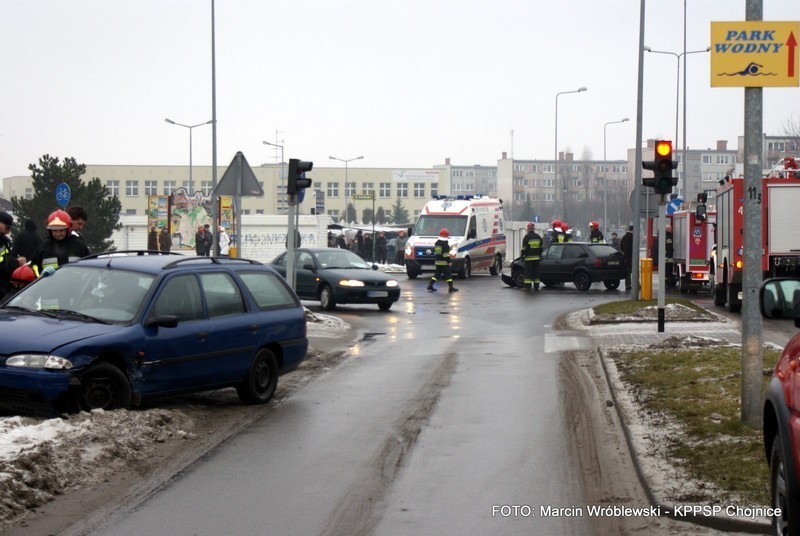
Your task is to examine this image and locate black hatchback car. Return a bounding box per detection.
[502,242,626,291]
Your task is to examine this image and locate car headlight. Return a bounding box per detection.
[339,280,365,287]
[6,354,73,370]
[385,280,399,288]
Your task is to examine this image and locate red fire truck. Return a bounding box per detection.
[671,207,716,293]
[712,158,800,312]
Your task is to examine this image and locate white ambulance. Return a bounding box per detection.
[404,196,506,279]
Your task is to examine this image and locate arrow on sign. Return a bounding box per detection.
[788,32,797,78]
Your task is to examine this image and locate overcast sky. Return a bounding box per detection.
[1,0,798,181]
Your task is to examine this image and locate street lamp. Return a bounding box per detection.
[263,140,286,213]
[554,87,587,223]
[164,118,213,194]
[329,155,364,223]
[644,45,709,195]
[603,117,629,233]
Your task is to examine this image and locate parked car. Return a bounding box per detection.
[271,247,400,311]
[501,242,626,291]
[761,277,800,534]
[0,252,308,416]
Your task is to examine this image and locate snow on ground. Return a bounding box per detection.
[0,310,351,529]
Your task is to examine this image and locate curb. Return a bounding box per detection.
[596,345,770,534]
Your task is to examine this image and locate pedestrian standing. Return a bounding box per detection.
[620,225,634,291]
[159,227,172,252]
[521,222,542,291]
[427,228,458,293]
[67,205,88,243]
[610,232,621,251]
[375,232,388,264]
[203,224,214,256]
[218,226,231,256]
[148,225,160,251]
[195,225,207,256]
[395,230,407,265]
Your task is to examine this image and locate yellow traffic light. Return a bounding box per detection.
[655,140,672,157]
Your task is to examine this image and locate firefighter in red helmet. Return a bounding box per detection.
[521,222,542,291]
[32,210,90,277]
[427,228,458,293]
[589,221,604,243]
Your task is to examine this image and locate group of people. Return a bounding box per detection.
[192,223,231,257]
[0,206,91,299]
[331,229,408,266]
[148,225,173,253]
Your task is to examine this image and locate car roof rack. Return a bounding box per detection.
[161,256,264,270]
[80,250,183,261]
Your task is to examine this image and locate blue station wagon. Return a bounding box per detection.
[0,252,308,415]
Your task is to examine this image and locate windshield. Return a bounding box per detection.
[313,249,371,269]
[413,215,467,237]
[6,266,156,323]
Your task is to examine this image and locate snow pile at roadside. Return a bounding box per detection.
[0,312,348,530]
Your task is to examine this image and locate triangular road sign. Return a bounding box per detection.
[215,151,264,196]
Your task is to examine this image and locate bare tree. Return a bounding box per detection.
[781,113,800,154]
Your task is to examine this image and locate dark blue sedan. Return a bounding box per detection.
[0,252,308,416]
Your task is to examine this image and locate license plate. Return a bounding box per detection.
[607,260,619,265]
[367,291,388,298]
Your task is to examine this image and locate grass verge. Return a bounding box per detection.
[610,344,779,505]
[593,297,707,315]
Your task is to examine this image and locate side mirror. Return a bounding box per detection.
[145,315,179,328]
[760,278,800,327]
[303,263,316,272]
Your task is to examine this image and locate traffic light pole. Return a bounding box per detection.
[286,197,298,291]
[656,196,667,332]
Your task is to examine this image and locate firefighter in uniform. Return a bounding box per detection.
[521,222,542,291]
[427,228,459,293]
[589,221,604,243]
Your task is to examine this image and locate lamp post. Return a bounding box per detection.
[554,87,587,222]
[165,118,213,194]
[603,117,629,234]
[644,45,709,195]
[329,155,364,223]
[263,140,286,213]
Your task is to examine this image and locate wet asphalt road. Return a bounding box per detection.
[87,274,629,536]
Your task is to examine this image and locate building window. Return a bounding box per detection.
[327,182,339,198]
[702,155,712,164]
[163,181,176,195]
[201,180,213,193]
[107,180,120,197]
[345,182,356,198]
[125,208,137,216]
[397,182,408,198]
[414,183,425,197]
[363,182,375,195]
[125,180,139,196]
[256,209,265,215]
[24,187,33,200]
[182,180,192,191]
[328,209,340,219]
[144,180,158,196]
[379,182,391,197]
[242,209,251,215]
[431,182,438,197]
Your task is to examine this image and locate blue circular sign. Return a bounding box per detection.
[56,183,71,208]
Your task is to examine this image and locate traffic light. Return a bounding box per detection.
[641,140,678,195]
[288,159,313,196]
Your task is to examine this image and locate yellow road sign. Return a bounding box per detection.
[711,21,799,87]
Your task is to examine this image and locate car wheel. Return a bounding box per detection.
[603,280,620,290]
[76,363,132,412]
[459,258,471,279]
[320,285,337,311]
[489,255,502,276]
[713,281,727,307]
[727,283,741,313]
[236,349,278,405]
[512,269,525,288]
[770,433,791,535]
[678,273,689,294]
[378,301,392,311]
[573,271,592,291]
